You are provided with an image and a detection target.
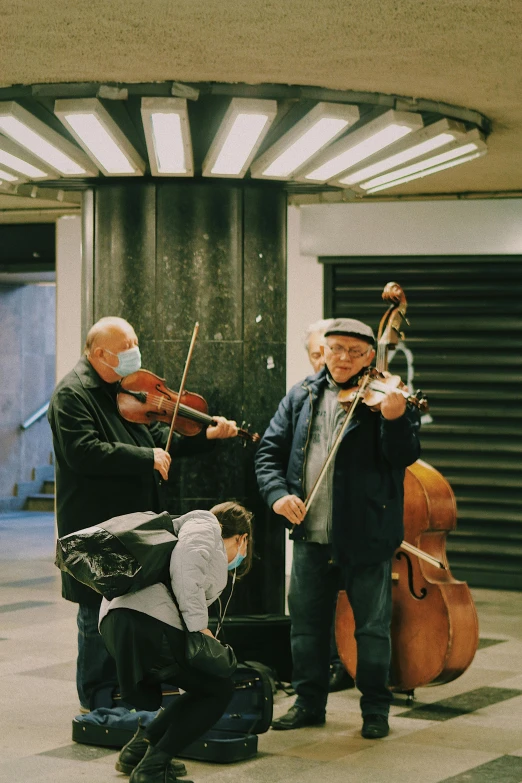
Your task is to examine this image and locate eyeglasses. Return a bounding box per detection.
[326,343,370,359]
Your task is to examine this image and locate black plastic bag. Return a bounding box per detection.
[55,511,178,600]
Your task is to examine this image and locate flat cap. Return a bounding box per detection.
[324,318,375,345]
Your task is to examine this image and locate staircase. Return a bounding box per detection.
[0,463,55,513]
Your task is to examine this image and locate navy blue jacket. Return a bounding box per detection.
[255,368,421,566]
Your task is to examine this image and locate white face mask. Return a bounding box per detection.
[102,346,141,377]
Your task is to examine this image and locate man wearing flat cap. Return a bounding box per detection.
[255,317,421,739]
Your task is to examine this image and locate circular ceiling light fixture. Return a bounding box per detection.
[0,82,490,198]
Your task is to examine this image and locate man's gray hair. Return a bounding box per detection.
[304,318,335,350]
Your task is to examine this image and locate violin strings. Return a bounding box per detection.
[130,390,250,436]
[141,392,212,424]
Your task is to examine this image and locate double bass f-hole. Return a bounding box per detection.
[395,551,428,601]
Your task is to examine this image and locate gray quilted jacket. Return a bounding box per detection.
[99,510,228,632]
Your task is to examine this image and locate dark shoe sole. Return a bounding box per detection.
[116,759,135,774]
[361,730,389,739]
[271,718,326,731]
[116,759,188,775]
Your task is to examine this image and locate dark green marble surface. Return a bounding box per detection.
[94,183,156,342]
[90,180,287,613]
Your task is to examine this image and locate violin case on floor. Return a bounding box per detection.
[72,661,273,763]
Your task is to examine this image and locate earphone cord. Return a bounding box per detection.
[215,569,237,638]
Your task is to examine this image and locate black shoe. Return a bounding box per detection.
[116,724,187,776]
[328,663,355,693]
[361,714,389,739]
[271,705,325,731]
[129,744,192,783]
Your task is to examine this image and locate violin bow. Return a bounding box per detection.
[165,321,199,454]
[303,372,444,568]
[304,374,371,513]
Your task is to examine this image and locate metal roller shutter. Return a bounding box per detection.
[322,256,522,591]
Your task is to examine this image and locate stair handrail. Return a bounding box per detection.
[20,401,50,430]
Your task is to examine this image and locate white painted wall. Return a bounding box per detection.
[300,199,522,257]
[286,205,325,389]
[55,215,82,383]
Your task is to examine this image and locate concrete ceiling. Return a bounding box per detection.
[1,0,521,215]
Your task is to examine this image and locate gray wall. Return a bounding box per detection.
[0,284,55,497]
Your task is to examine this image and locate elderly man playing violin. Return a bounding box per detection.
[255,318,421,739]
[48,316,237,713]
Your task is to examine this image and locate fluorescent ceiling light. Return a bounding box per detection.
[364,150,486,193]
[0,137,50,179]
[250,102,359,180]
[0,168,19,182]
[55,98,144,176]
[141,98,193,176]
[336,118,467,186]
[0,101,97,176]
[202,98,277,178]
[360,135,484,190]
[301,110,423,182]
[0,150,47,178]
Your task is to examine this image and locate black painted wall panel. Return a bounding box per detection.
[323,255,522,591]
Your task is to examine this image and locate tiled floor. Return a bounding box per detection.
[1,511,522,783]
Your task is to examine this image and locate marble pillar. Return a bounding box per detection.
[84,181,287,614]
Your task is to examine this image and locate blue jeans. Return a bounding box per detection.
[77,604,118,709]
[288,541,393,718]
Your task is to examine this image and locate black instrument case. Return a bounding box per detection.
[72,661,273,763]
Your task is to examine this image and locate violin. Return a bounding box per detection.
[116,368,260,443]
[335,282,479,697]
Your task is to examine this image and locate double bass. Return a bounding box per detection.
[335,283,479,696]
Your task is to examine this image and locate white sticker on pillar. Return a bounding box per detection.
[267,356,275,370]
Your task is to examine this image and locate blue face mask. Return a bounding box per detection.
[104,346,141,377]
[228,542,246,571]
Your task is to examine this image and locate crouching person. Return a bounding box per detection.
[99,502,253,782]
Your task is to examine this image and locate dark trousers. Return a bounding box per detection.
[288,541,393,718]
[101,609,234,756]
[76,603,118,709]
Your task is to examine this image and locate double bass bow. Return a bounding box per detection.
[335,283,479,696]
